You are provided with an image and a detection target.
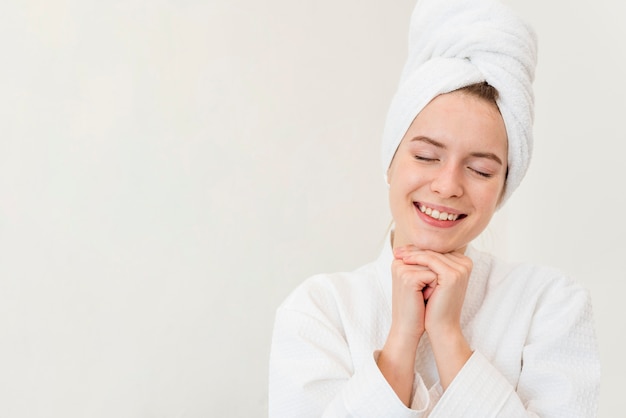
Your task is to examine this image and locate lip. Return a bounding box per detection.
[414,201,466,228]
[416,201,463,215]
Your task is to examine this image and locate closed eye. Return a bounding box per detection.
[468,167,493,178]
[414,155,438,162]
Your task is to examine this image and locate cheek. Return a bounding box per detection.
[478,183,505,214]
[388,181,406,211]
[387,170,417,216]
[496,183,507,206]
[389,171,420,204]
[386,153,401,183]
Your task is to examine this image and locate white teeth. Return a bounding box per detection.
[418,204,460,221]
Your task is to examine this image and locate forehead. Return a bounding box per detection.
[405,91,508,153]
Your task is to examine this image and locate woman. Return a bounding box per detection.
[269,0,601,416]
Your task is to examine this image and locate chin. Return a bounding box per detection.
[392,226,471,253]
[408,234,470,254]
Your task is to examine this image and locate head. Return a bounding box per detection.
[387,83,507,253]
[381,0,537,251]
[381,0,537,214]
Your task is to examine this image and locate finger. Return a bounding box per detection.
[393,246,411,259]
[400,250,471,278]
[392,261,438,290]
[395,245,470,267]
[397,251,453,274]
[441,250,473,268]
[394,266,438,286]
[392,257,432,272]
[423,284,436,301]
[394,247,456,269]
[393,245,425,259]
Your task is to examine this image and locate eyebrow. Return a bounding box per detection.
[410,136,504,165]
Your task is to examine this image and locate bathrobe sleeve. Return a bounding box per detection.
[427,277,600,417]
[268,306,435,418]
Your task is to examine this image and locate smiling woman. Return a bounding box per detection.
[387,89,508,254]
[268,0,600,416]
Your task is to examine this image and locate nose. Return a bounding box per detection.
[430,163,463,198]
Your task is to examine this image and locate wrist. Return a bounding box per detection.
[380,328,421,368]
[387,326,423,353]
[428,326,469,354]
[378,331,422,406]
[427,328,472,390]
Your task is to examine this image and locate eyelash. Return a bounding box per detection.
[470,168,493,178]
[414,155,494,178]
[414,155,437,162]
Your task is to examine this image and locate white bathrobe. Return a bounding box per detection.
[269,240,600,417]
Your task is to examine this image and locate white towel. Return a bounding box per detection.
[381,0,537,204]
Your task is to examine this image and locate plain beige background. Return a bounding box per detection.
[0,0,624,416]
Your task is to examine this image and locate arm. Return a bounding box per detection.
[377,257,434,405]
[394,249,600,417]
[393,247,474,391]
[429,275,600,417]
[269,305,430,418]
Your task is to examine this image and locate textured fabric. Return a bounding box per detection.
[268,240,600,417]
[381,0,537,205]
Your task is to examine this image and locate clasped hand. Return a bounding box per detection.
[378,245,474,399]
[390,245,473,345]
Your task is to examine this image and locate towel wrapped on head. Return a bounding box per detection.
[381,0,538,204]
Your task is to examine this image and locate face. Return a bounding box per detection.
[387,91,508,253]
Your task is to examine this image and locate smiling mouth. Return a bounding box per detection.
[415,203,467,221]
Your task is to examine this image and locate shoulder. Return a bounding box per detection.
[476,249,592,311]
[279,261,382,316]
[275,260,388,338]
